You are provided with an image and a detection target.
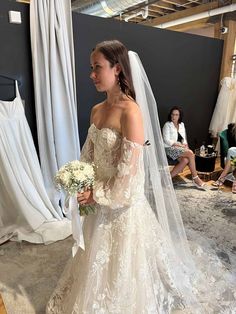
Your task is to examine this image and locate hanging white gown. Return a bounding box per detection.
[0,81,71,244]
[46,124,236,314]
[209,77,236,137]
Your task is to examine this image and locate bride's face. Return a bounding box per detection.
[90,51,120,92]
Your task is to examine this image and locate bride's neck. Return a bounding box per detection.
[106,88,126,107]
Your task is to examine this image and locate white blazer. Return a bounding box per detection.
[162,121,187,148]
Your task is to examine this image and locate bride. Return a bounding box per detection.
[46,40,236,313]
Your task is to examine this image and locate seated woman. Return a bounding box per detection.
[162,106,205,189]
[212,123,236,193]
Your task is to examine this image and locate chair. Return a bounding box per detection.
[219,129,229,169]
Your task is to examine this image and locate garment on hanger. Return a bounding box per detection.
[0,81,71,244]
[0,74,19,83]
[209,77,236,137]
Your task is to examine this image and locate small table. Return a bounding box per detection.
[195,149,217,180]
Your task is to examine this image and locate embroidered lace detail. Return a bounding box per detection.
[46,125,236,314]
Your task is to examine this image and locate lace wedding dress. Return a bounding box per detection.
[209,77,236,137]
[46,123,236,314]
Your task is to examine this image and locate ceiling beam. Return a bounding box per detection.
[140,1,219,26]
[112,0,162,18]
[145,10,164,17]
[168,17,211,31]
[148,7,167,15]
[161,0,193,9]
[220,19,236,79]
[151,2,178,11]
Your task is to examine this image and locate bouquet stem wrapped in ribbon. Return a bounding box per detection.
[55,160,95,253]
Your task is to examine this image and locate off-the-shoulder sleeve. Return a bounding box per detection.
[80,135,94,163]
[93,138,144,210]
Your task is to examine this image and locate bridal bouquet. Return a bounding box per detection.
[55,160,95,216]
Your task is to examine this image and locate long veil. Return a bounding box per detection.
[128,51,236,312]
[128,51,194,269]
[128,51,208,311]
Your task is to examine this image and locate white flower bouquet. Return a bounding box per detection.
[55,160,95,216]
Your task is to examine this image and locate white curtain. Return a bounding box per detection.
[30,0,80,216]
[209,77,236,137]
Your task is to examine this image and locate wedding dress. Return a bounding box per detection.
[47,51,236,313]
[46,123,236,314]
[209,77,236,137]
[0,81,71,244]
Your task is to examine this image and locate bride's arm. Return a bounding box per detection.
[93,103,145,210]
[79,108,96,163]
[79,136,94,163]
[122,103,144,145]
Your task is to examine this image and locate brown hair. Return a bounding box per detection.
[93,40,136,100]
[167,106,183,123]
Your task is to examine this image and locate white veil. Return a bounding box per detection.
[128,51,194,270]
[128,51,208,311]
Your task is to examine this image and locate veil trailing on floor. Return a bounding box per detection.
[128,51,236,312]
[129,51,206,311]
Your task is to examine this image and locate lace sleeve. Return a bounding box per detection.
[93,138,144,210]
[80,135,94,163]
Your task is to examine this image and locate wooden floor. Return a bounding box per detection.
[176,157,233,193]
[0,295,7,314]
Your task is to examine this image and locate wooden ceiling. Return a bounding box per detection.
[18,0,236,32]
[113,0,235,31]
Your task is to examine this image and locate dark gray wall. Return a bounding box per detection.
[73,13,223,149]
[0,1,36,145]
[0,3,223,151]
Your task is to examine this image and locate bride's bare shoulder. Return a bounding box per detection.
[123,99,141,116]
[91,102,105,113]
[90,102,105,120]
[121,99,144,142]
[121,99,143,131]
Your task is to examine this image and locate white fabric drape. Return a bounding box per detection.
[30,0,80,216]
[209,77,236,137]
[128,52,195,272]
[0,81,72,244]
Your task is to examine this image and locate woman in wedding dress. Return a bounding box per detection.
[46,40,236,313]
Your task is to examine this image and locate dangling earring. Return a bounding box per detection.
[117,76,121,90]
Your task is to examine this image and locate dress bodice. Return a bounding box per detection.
[88,123,125,180]
[0,81,24,121]
[81,123,145,209]
[0,97,24,121]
